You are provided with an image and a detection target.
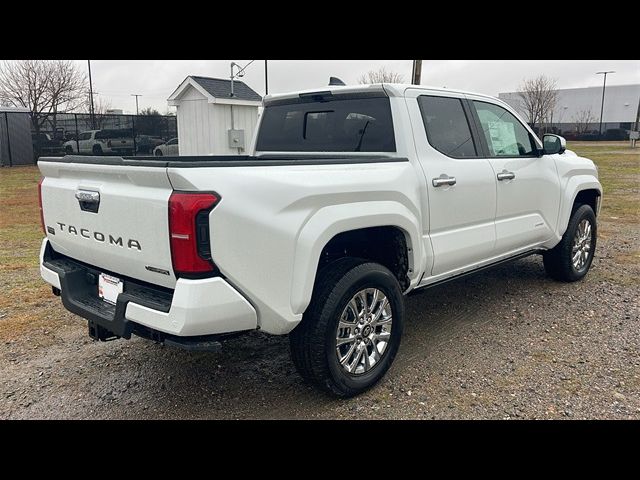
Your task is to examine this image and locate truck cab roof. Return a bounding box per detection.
[263,83,500,104]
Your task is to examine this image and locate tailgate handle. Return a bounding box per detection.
[75,190,100,213]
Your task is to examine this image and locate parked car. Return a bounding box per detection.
[63,129,135,155]
[136,135,165,155]
[38,83,602,397]
[153,137,178,156]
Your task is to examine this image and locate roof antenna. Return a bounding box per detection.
[329,76,346,86]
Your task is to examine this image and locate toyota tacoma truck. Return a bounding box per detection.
[38,83,602,397]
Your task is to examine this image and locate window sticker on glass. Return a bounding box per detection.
[487,121,519,156]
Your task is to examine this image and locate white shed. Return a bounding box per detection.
[167,76,262,156]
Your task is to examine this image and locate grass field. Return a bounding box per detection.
[0,142,638,339]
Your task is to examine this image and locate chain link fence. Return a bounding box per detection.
[0,110,177,166]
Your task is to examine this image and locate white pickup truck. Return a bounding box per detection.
[38,83,602,396]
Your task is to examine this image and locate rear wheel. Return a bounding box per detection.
[543,204,597,282]
[154,149,163,156]
[290,258,404,397]
[65,145,74,154]
[92,144,103,155]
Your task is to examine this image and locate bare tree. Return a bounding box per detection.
[572,108,596,135]
[139,107,161,116]
[358,66,405,84]
[0,60,88,133]
[517,75,559,134]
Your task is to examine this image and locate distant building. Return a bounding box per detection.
[106,109,124,114]
[499,84,640,140]
[168,76,262,155]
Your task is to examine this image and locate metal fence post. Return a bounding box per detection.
[4,112,13,167]
[131,115,137,156]
[74,113,80,153]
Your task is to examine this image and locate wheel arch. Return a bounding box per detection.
[289,201,424,316]
[557,179,602,238]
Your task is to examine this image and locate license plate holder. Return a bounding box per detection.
[98,273,123,305]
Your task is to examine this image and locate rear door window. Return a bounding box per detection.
[256,96,396,152]
[418,95,478,158]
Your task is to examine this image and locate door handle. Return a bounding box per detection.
[497,170,516,181]
[432,174,457,187]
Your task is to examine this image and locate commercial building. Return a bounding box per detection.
[499,84,640,140]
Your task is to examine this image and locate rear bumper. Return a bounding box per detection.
[39,239,257,339]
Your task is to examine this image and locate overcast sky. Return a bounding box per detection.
[81,60,639,113]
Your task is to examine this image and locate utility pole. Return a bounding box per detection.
[411,60,422,85]
[88,60,95,129]
[131,94,142,115]
[265,60,268,95]
[596,71,615,139]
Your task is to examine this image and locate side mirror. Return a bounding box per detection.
[542,134,566,155]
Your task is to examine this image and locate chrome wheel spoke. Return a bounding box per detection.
[339,342,357,366]
[336,336,356,347]
[371,297,389,325]
[375,331,391,343]
[369,289,379,314]
[358,291,369,315]
[349,346,365,372]
[363,347,371,370]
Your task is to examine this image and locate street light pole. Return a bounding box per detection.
[265,60,268,95]
[131,94,142,115]
[596,71,615,139]
[88,60,95,129]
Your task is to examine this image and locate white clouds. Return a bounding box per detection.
[79,59,639,113]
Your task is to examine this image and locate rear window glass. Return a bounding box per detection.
[256,97,396,152]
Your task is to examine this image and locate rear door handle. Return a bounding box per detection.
[432,174,457,187]
[497,170,516,181]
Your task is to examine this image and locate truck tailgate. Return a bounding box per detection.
[38,159,177,289]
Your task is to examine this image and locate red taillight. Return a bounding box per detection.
[38,177,45,234]
[168,192,220,276]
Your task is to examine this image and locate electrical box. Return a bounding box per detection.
[228,129,245,149]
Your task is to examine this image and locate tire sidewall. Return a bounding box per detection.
[323,266,404,394]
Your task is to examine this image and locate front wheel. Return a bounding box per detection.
[290,258,405,397]
[543,204,597,282]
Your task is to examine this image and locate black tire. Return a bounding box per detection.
[154,149,163,156]
[543,204,597,282]
[65,145,74,155]
[290,258,405,397]
[92,144,103,155]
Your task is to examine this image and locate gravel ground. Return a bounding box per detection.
[1,222,638,420]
